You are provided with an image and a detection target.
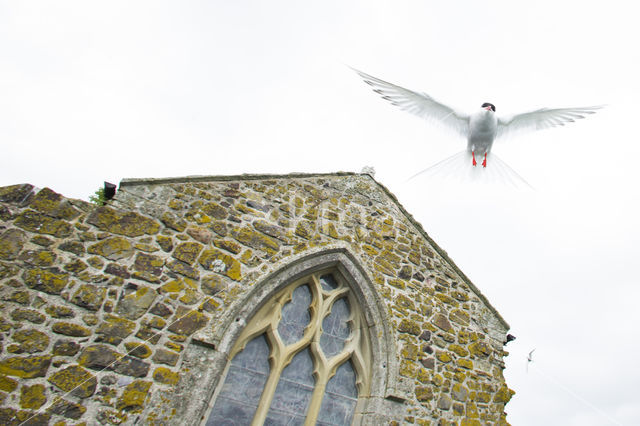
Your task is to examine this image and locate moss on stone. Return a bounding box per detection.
[153,367,179,385]
[124,342,152,359]
[231,226,280,255]
[167,310,208,335]
[11,329,49,354]
[213,239,242,254]
[71,284,106,311]
[199,248,242,281]
[493,386,515,404]
[171,242,203,265]
[22,268,69,295]
[0,375,18,392]
[52,322,91,337]
[47,365,96,398]
[398,318,421,335]
[0,355,52,378]
[116,380,152,411]
[87,206,160,237]
[14,210,73,238]
[87,237,134,260]
[456,359,474,370]
[3,291,31,305]
[19,384,46,410]
[0,229,27,260]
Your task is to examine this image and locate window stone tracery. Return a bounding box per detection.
[206,269,371,425]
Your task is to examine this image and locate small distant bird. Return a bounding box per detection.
[526,349,536,372]
[353,68,602,185]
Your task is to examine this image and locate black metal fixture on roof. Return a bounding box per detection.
[104,182,117,201]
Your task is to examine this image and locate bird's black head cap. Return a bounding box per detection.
[481,102,496,112]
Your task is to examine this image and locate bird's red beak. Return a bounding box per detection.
[485,106,492,111]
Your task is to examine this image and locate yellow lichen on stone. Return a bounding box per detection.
[87,237,134,261]
[19,384,46,409]
[457,359,474,370]
[22,268,69,295]
[153,367,179,386]
[199,248,242,281]
[116,380,152,412]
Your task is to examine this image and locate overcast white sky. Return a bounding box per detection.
[2,1,639,424]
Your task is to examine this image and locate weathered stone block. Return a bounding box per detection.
[4,291,31,306]
[231,226,279,255]
[116,380,152,411]
[96,314,136,344]
[199,248,242,281]
[52,322,91,337]
[153,367,179,385]
[0,355,52,378]
[201,274,226,295]
[124,342,152,359]
[398,318,421,336]
[166,259,200,279]
[433,314,453,333]
[167,310,208,335]
[59,240,85,256]
[29,188,80,220]
[78,345,121,370]
[161,211,187,232]
[0,229,27,260]
[48,398,87,419]
[112,356,150,377]
[45,305,75,318]
[11,329,49,354]
[14,210,73,238]
[19,384,46,410]
[152,348,179,366]
[52,340,81,357]
[134,252,164,276]
[87,206,160,237]
[87,237,134,260]
[0,184,34,203]
[47,365,96,398]
[115,287,158,320]
[71,284,106,311]
[186,227,214,244]
[22,268,69,295]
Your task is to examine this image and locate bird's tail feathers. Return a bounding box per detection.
[406,151,533,189]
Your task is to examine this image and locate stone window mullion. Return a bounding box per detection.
[206,269,370,425]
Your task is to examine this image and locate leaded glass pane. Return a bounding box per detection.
[206,334,270,425]
[319,274,339,291]
[266,347,315,425]
[277,284,312,345]
[320,297,351,358]
[317,360,358,425]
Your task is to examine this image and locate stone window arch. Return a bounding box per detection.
[205,268,371,425]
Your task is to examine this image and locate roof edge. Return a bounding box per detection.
[364,174,510,330]
[118,171,509,330]
[119,172,358,188]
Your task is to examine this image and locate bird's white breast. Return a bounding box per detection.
[467,110,498,153]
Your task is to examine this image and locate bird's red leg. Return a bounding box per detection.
[472,151,477,167]
[482,153,487,168]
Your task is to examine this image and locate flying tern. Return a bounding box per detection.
[353,68,602,185]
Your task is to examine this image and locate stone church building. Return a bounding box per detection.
[0,172,514,425]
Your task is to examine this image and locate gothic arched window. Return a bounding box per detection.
[205,269,372,425]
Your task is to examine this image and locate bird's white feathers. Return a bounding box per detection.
[353,68,470,139]
[353,67,602,186]
[408,151,533,188]
[496,106,603,140]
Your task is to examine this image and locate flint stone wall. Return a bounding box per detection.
[0,173,514,425]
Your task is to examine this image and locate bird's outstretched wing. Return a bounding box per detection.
[497,106,603,140]
[353,68,470,139]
